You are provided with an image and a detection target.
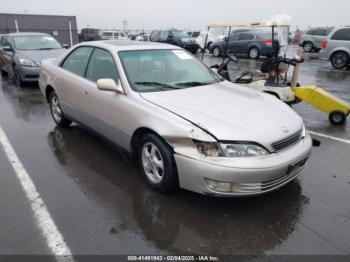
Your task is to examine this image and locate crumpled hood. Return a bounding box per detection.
[140,81,303,147]
[16,49,66,63]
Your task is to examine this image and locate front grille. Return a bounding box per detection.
[271,129,302,152]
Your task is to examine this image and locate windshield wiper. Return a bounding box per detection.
[175,81,214,87]
[37,48,58,50]
[134,81,180,90]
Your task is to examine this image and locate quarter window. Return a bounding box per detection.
[86,48,119,83]
[62,47,94,77]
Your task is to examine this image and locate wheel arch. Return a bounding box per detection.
[130,127,173,155]
[45,85,55,103]
[263,91,280,99]
[330,49,350,59]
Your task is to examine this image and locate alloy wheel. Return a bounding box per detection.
[213,47,220,57]
[333,54,347,68]
[249,48,258,59]
[303,42,313,52]
[141,142,164,184]
[51,95,62,123]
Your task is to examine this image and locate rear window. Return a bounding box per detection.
[331,28,350,41]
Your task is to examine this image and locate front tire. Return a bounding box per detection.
[14,66,24,87]
[248,47,259,59]
[330,52,349,70]
[138,133,178,193]
[329,110,347,125]
[49,91,72,127]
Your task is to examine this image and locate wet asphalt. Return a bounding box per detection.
[0,45,349,256]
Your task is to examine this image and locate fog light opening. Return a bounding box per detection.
[204,178,233,193]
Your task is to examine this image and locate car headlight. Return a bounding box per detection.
[193,140,220,157]
[301,124,306,138]
[220,143,269,157]
[194,140,269,157]
[18,58,37,67]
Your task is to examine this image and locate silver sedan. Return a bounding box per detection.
[39,41,312,197]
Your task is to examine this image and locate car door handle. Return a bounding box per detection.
[83,90,88,95]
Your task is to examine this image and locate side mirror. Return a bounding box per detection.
[97,78,124,94]
[63,44,69,49]
[2,46,13,52]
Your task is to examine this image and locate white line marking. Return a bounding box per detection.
[0,126,74,261]
[308,131,350,145]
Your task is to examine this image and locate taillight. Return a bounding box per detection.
[321,39,328,49]
[262,39,272,45]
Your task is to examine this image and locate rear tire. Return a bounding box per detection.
[303,42,313,52]
[138,133,178,193]
[49,91,72,127]
[248,47,260,59]
[330,52,349,70]
[212,46,221,57]
[329,110,347,125]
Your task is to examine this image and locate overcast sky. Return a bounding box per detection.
[1,0,349,30]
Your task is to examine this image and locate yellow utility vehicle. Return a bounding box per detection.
[293,85,350,125]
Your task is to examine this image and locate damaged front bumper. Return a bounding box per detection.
[174,134,312,197]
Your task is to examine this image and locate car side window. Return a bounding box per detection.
[229,33,240,41]
[239,33,254,41]
[331,28,350,41]
[1,37,9,47]
[85,48,119,83]
[62,47,94,77]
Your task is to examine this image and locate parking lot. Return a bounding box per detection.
[0,45,350,258]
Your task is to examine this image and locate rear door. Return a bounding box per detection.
[237,32,255,54]
[55,46,94,121]
[227,33,240,54]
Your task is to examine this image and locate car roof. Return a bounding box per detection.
[78,40,182,51]
[5,32,51,37]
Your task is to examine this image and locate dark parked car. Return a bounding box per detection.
[79,28,101,42]
[150,29,199,54]
[209,29,274,59]
[0,32,66,86]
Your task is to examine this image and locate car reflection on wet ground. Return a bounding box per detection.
[0,45,349,256]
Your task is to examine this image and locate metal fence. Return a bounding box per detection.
[0,13,79,46]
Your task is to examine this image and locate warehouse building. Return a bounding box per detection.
[0,13,78,46]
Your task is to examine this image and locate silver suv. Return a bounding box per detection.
[319,27,350,69]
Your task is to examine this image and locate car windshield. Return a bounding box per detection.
[172,31,189,38]
[13,35,62,50]
[119,49,222,92]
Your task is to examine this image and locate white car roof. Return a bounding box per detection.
[78,40,182,51]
